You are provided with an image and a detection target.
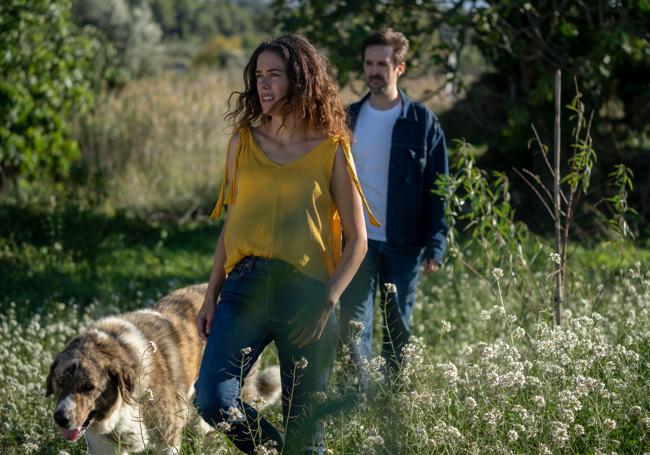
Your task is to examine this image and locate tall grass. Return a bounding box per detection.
[71,68,462,215]
[73,69,241,214]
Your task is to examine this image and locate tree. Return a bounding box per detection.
[271,0,468,87]
[273,0,650,231]
[71,0,163,80]
[468,1,649,230]
[0,0,102,190]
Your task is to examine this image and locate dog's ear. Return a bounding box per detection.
[45,358,58,397]
[109,364,136,404]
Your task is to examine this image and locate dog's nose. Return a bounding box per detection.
[54,409,70,428]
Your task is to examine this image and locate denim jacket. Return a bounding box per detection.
[347,89,449,264]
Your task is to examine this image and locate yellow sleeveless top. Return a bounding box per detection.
[210,127,379,283]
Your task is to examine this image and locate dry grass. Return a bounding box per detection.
[74,69,242,214]
[72,68,463,215]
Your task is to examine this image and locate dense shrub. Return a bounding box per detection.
[0,0,103,191]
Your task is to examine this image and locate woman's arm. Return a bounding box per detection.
[325,145,368,304]
[196,133,239,341]
[290,144,367,347]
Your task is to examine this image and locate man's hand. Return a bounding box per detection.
[196,298,217,341]
[421,259,441,274]
[288,297,336,349]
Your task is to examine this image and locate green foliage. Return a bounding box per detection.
[435,140,529,274]
[605,164,637,241]
[0,0,103,190]
[271,0,465,86]
[149,0,270,44]
[435,90,640,325]
[274,0,650,229]
[471,1,650,228]
[71,0,163,81]
[0,204,217,315]
[470,0,650,140]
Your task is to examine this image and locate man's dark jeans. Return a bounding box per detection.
[339,239,422,389]
[193,256,338,455]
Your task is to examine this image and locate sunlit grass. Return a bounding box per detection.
[73,69,241,213]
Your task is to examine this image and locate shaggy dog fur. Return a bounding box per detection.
[46,284,280,454]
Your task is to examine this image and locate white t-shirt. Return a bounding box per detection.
[352,100,402,241]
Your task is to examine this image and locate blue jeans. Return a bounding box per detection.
[339,240,421,382]
[194,257,338,455]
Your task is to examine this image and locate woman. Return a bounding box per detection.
[193,34,378,454]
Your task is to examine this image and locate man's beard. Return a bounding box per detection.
[367,75,387,94]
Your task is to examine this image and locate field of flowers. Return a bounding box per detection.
[1,224,648,454]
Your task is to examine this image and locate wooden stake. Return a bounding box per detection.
[553,69,563,326]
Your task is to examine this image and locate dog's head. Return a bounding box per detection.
[45,335,135,442]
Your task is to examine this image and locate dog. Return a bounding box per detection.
[45,284,280,454]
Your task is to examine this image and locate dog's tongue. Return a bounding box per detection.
[61,427,82,441]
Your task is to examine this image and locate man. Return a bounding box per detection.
[340,29,448,382]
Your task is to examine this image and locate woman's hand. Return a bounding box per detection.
[288,296,336,348]
[196,298,217,341]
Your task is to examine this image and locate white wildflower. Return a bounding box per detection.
[641,417,650,431]
[492,268,504,280]
[22,443,38,454]
[415,425,428,441]
[482,346,495,359]
[216,421,232,433]
[549,252,561,265]
[574,424,585,436]
[363,428,384,449]
[559,408,575,423]
[367,356,386,373]
[348,320,364,338]
[511,405,529,420]
[440,320,452,334]
[603,418,617,431]
[383,283,397,294]
[446,425,461,440]
[254,445,278,455]
[464,396,477,410]
[484,409,502,431]
[226,406,245,421]
[513,327,526,339]
[241,346,252,356]
[532,395,546,409]
[551,421,570,447]
[439,361,459,384]
[295,357,308,369]
[507,429,518,442]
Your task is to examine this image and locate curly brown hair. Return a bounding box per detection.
[225,33,350,140]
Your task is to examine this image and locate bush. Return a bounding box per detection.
[0,0,103,191]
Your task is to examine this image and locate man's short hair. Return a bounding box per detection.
[361,28,409,66]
